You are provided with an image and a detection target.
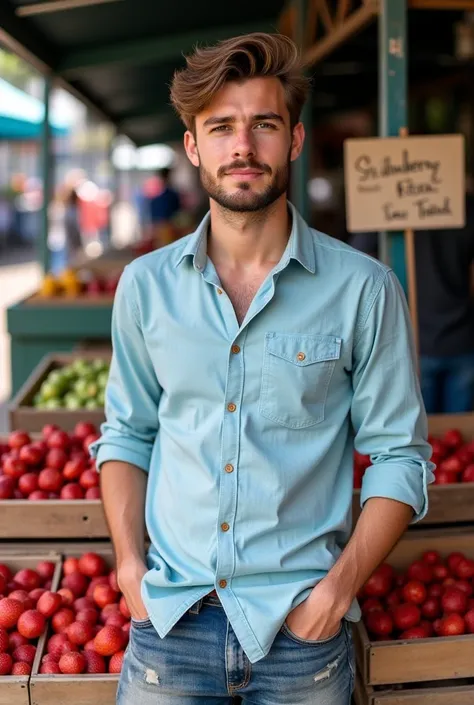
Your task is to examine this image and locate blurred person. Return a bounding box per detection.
[91,33,434,705]
[350,198,474,414]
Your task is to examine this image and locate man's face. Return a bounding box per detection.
[184,77,304,212]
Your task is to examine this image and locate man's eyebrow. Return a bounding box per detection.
[202,112,285,128]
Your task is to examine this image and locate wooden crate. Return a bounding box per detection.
[9,352,110,432]
[353,670,474,704]
[30,546,119,705]
[355,528,474,687]
[353,413,474,526]
[0,553,61,705]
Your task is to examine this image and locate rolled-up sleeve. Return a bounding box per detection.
[351,269,435,523]
[89,265,161,473]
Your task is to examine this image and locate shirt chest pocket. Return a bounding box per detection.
[259,333,342,429]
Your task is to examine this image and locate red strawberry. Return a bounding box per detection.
[109,650,125,673]
[0,599,24,629]
[14,569,41,591]
[66,621,95,646]
[12,644,36,665]
[59,651,86,674]
[17,610,46,639]
[84,650,106,673]
[37,591,63,618]
[93,625,123,656]
[0,628,9,653]
[78,553,107,578]
[12,661,31,676]
[0,653,12,675]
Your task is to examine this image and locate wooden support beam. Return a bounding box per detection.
[16,0,124,17]
[337,0,352,24]
[304,0,378,66]
[318,0,334,33]
[58,21,274,75]
[305,0,319,48]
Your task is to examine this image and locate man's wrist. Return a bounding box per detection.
[312,575,354,617]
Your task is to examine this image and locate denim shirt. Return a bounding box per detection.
[90,203,434,664]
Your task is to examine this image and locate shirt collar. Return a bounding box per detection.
[175,201,316,274]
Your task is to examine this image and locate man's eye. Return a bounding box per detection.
[211,125,231,132]
[255,122,276,129]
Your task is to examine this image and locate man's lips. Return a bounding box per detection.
[226,169,264,179]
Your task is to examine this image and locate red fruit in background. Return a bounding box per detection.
[9,591,34,610]
[66,621,95,646]
[60,483,84,500]
[57,588,75,606]
[74,423,97,441]
[100,603,120,623]
[403,581,427,605]
[364,570,392,598]
[12,660,31,675]
[93,625,124,656]
[36,561,55,582]
[0,628,9,652]
[79,469,99,490]
[0,653,12,675]
[439,613,465,636]
[431,439,447,458]
[84,650,106,673]
[74,597,94,612]
[63,558,80,576]
[78,553,107,578]
[465,609,474,634]
[442,429,463,449]
[63,458,86,481]
[52,608,75,633]
[455,559,474,580]
[109,650,124,674]
[428,583,443,598]
[9,632,28,650]
[62,572,89,598]
[439,456,463,474]
[3,457,27,480]
[46,634,78,660]
[42,424,60,438]
[28,490,49,500]
[119,596,131,619]
[454,580,473,597]
[0,477,15,499]
[105,612,128,629]
[447,552,465,573]
[399,626,428,640]
[87,576,109,600]
[84,639,96,652]
[0,573,5,594]
[45,449,68,472]
[432,564,449,581]
[12,644,36,665]
[421,597,440,620]
[93,584,119,609]
[37,591,63,618]
[122,621,130,643]
[420,620,434,637]
[18,473,39,495]
[434,471,458,485]
[15,569,41,591]
[13,489,25,500]
[40,661,61,674]
[8,431,31,450]
[85,487,101,499]
[366,611,393,637]
[17,610,45,639]
[38,468,63,493]
[442,588,468,615]
[29,588,46,603]
[422,550,441,565]
[0,598,24,628]
[407,561,433,584]
[109,570,120,592]
[47,430,70,451]
[59,651,86,674]
[393,603,421,631]
[83,433,100,453]
[462,465,474,483]
[19,445,44,466]
[76,608,98,625]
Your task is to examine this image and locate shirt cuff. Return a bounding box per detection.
[90,440,151,474]
[360,461,435,524]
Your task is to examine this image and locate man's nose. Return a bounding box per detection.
[232,129,256,160]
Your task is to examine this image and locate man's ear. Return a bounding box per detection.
[184,131,200,167]
[290,122,305,162]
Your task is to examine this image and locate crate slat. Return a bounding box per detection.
[0,501,108,540]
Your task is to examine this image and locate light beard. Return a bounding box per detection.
[199,159,290,214]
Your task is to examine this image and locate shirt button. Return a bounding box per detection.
[227,402,237,413]
[231,345,240,354]
[297,352,306,361]
[217,288,223,295]
[221,522,230,532]
[224,464,234,473]
[219,579,227,589]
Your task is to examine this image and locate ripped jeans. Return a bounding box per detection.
[117,594,355,705]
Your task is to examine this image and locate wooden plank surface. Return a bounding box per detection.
[30,673,119,705]
[354,674,474,704]
[0,501,108,539]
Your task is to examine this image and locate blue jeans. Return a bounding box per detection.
[420,354,474,414]
[117,594,355,705]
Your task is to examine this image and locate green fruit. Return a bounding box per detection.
[97,390,105,406]
[64,393,82,409]
[92,359,109,373]
[85,399,98,409]
[44,398,62,409]
[85,383,98,399]
[39,382,58,401]
[97,372,108,390]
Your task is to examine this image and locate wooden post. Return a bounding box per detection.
[292,0,311,222]
[40,74,53,274]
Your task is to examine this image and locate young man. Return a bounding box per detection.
[90,33,434,705]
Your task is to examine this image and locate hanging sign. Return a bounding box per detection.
[344,134,465,232]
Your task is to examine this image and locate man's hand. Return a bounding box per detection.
[285,579,349,642]
[117,557,149,621]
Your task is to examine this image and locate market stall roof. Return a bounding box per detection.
[0,0,468,146]
[0,76,69,138]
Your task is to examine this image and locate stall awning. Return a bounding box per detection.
[0,77,69,139]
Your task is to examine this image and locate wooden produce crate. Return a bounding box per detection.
[9,352,110,432]
[353,669,474,705]
[353,413,474,526]
[30,546,119,705]
[0,553,61,705]
[354,528,474,687]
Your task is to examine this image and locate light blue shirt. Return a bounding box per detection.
[90,203,434,664]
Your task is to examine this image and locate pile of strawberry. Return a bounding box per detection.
[354,427,474,489]
[0,553,131,676]
[360,549,474,641]
[0,560,56,676]
[0,424,101,501]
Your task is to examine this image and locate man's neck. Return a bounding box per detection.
[207,195,291,270]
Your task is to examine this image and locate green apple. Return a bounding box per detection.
[97,372,108,390]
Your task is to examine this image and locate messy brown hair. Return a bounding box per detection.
[170,33,310,134]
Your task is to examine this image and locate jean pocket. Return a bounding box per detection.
[259,333,341,429]
[131,616,152,629]
[280,620,343,646]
